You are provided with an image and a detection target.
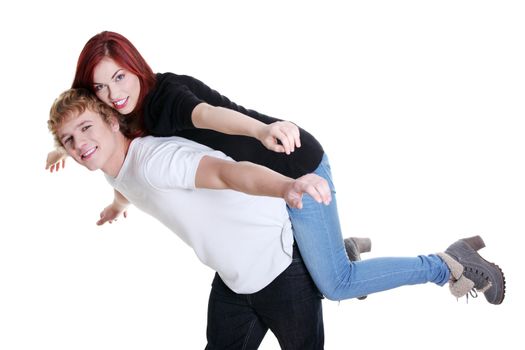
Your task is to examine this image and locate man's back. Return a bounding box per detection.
[105,135,294,294]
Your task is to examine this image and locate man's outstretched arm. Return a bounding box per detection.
[195,156,331,209]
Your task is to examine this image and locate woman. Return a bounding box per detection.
[46,31,505,304]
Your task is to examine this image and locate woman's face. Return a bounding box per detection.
[92,57,141,115]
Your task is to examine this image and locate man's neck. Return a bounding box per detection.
[103,135,132,178]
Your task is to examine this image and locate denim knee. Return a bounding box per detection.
[314,271,355,301]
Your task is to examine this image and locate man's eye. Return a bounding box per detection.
[63,137,72,145]
[81,125,92,132]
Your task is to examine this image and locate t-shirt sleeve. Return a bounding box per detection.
[143,140,224,190]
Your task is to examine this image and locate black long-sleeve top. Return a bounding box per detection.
[142,73,324,179]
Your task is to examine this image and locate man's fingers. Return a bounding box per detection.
[300,175,332,205]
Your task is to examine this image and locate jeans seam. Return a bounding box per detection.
[314,156,346,297]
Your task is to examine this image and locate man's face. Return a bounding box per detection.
[57,109,119,172]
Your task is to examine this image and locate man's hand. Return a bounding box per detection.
[97,203,128,226]
[46,149,68,173]
[284,174,332,209]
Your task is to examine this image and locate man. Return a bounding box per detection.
[48,88,339,349]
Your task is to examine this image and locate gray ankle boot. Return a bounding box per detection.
[344,237,372,261]
[438,235,505,305]
[344,237,372,300]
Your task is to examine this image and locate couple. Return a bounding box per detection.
[46,31,505,349]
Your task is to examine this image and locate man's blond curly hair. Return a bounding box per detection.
[48,88,122,148]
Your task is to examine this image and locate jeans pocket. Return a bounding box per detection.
[282,258,323,298]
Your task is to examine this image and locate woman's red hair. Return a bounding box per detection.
[72,31,156,135]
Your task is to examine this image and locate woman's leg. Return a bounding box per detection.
[287,154,450,300]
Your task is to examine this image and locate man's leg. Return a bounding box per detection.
[205,273,268,350]
[251,244,325,350]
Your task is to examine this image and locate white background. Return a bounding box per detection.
[1,1,523,349]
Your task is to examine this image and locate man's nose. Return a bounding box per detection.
[74,134,88,152]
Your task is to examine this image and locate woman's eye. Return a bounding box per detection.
[115,73,125,82]
[94,84,104,92]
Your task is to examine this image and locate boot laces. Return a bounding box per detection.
[457,289,479,304]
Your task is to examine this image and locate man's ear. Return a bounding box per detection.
[109,116,120,132]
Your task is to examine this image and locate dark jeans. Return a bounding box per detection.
[205,245,324,350]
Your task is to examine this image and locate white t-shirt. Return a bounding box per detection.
[105,136,294,293]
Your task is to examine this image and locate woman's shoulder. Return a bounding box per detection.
[156,72,203,87]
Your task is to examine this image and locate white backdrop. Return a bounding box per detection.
[1,1,523,349]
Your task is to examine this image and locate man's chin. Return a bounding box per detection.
[82,162,99,172]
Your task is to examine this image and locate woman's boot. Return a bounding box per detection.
[438,235,505,305]
[344,237,372,261]
[344,237,372,300]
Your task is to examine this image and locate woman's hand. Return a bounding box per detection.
[258,121,301,155]
[45,149,68,172]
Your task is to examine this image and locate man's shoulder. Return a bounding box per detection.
[137,135,215,152]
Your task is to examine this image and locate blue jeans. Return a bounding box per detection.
[287,154,451,300]
[205,245,324,350]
